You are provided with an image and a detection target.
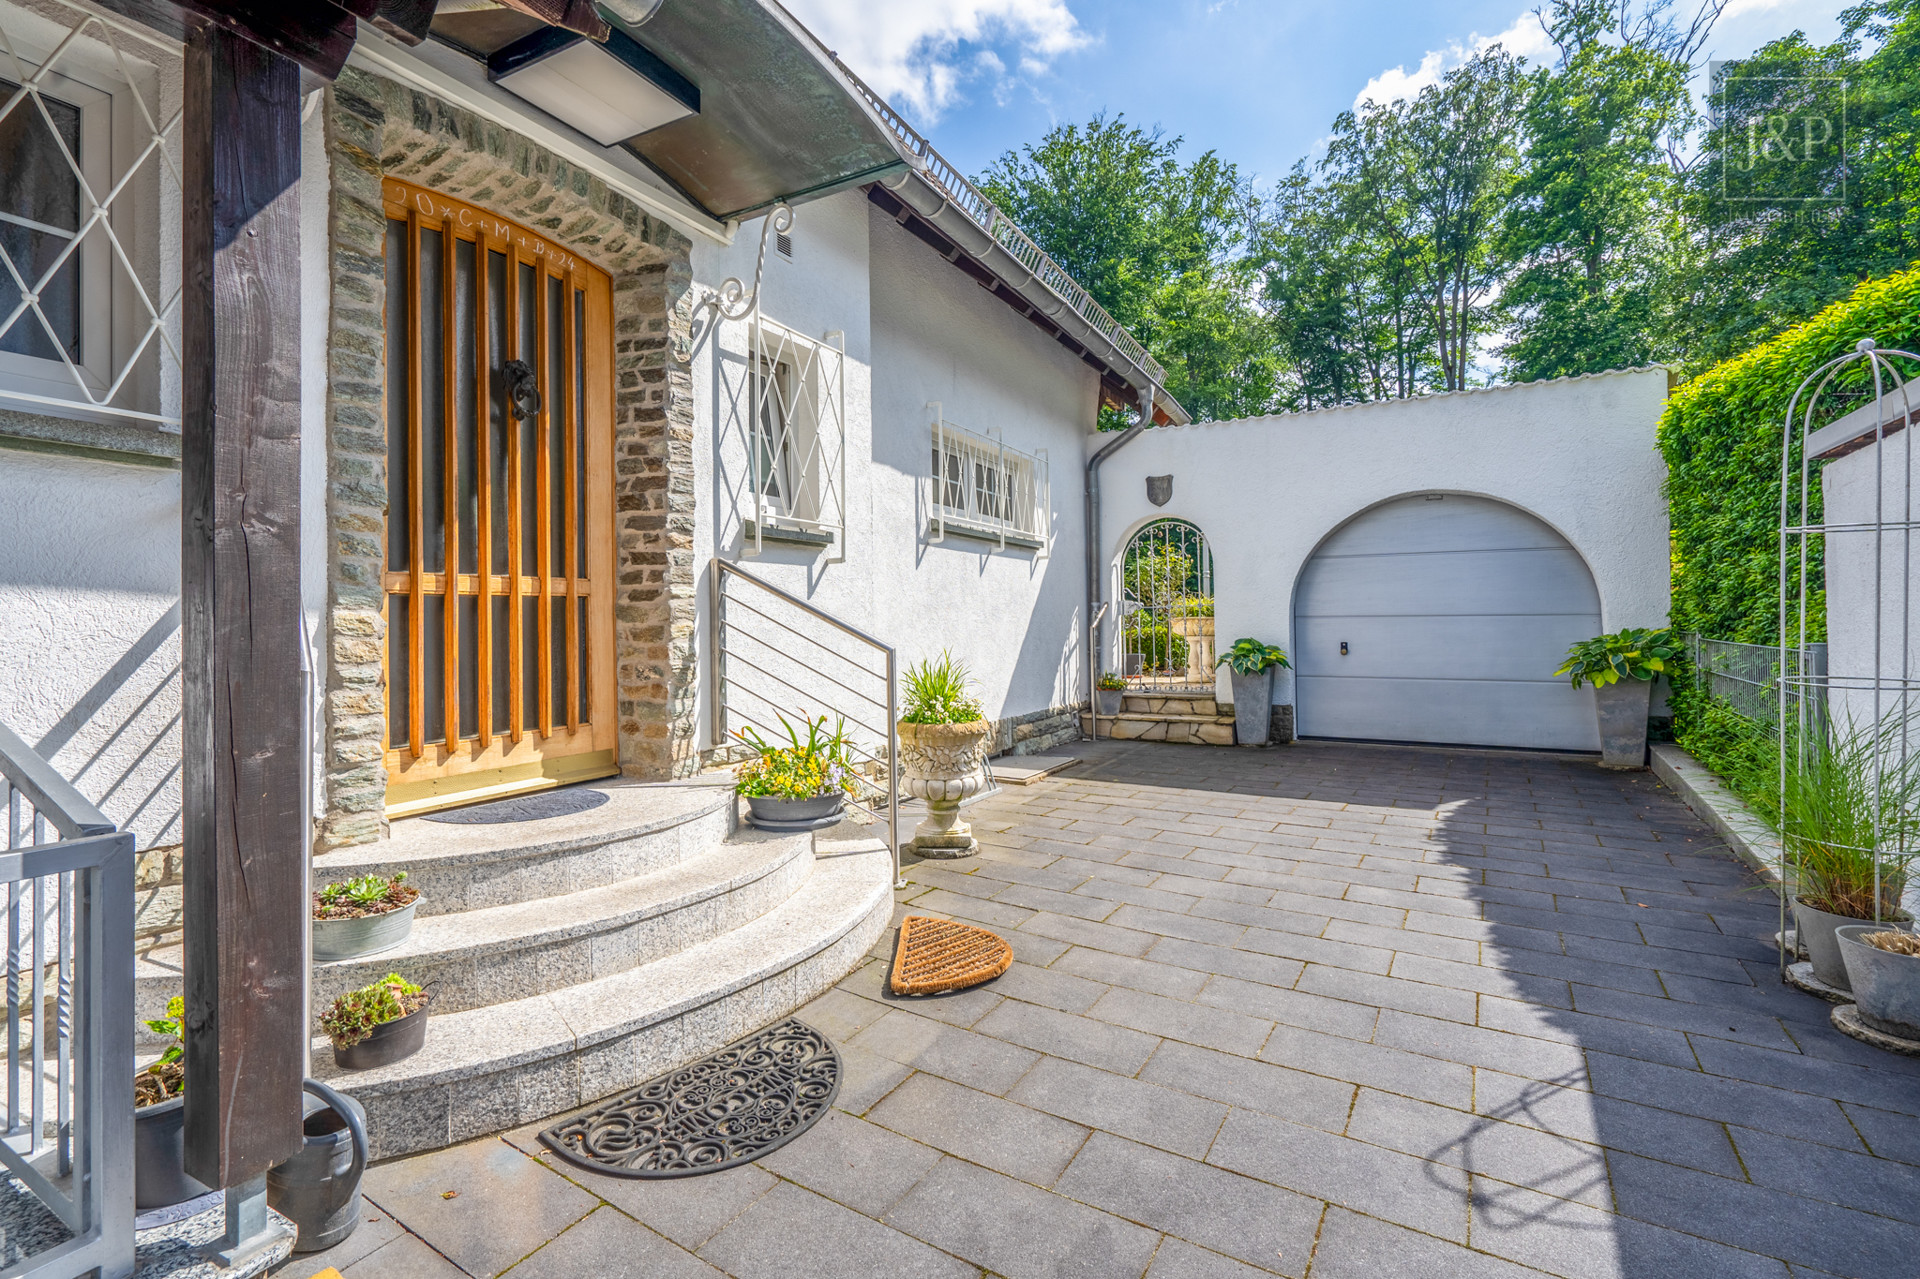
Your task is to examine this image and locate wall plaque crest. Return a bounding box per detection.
[1147,475,1173,506]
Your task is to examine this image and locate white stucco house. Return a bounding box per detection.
[0,0,1678,1168]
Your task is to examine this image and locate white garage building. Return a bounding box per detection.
[1096,367,1674,751]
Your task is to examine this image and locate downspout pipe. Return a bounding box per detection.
[1085,384,1158,686]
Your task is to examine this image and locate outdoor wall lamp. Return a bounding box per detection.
[488,23,698,146]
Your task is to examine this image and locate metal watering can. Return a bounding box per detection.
[268,1079,369,1253]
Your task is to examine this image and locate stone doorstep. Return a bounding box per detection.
[133,830,816,1038]
[1122,696,1220,717]
[1081,714,1238,746]
[310,782,736,916]
[308,840,895,1159]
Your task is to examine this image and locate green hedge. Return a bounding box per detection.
[1658,265,1920,646]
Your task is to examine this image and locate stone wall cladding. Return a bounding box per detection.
[992,702,1086,757]
[317,70,698,850]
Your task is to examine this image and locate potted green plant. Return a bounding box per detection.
[323,973,431,1071]
[312,871,420,962]
[1169,596,1216,680]
[1216,639,1289,747]
[1553,627,1677,768]
[897,651,991,857]
[1837,926,1920,1043]
[734,715,861,832]
[1095,672,1126,718]
[1768,713,1920,991]
[133,996,213,1210]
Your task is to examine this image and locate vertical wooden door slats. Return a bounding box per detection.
[379,179,615,800]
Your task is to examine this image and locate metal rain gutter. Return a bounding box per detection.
[1084,384,1158,686]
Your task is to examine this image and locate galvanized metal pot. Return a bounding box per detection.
[331,996,430,1071]
[312,899,418,963]
[269,1079,369,1253]
[1095,689,1124,718]
[1593,679,1652,769]
[1837,924,1920,1040]
[1795,898,1911,990]
[742,793,846,832]
[1229,670,1272,747]
[134,1094,213,1210]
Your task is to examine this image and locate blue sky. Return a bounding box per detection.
[784,0,1854,191]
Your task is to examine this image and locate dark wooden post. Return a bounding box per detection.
[179,16,306,1190]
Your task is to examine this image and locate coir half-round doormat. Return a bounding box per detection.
[540,1018,840,1177]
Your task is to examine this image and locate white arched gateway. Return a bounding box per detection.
[1291,493,1603,750]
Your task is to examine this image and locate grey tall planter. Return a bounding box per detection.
[1837,924,1920,1040]
[1593,679,1652,768]
[1797,898,1912,990]
[1229,670,1272,747]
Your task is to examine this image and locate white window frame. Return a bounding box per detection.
[927,404,1051,554]
[0,0,179,429]
[740,314,845,558]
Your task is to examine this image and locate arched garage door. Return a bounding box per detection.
[1292,494,1601,750]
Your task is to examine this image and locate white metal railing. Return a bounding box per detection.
[0,720,135,1279]
[709,560,904,887]
[832,56,1167,388]
[927,406,1050,552]
[739,316,847,558]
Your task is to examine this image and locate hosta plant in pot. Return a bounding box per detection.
[312,871,420,962]
[897,651,991,857]
[133,997,213,1210]
[1095,672,1126,718]
[324,973,431,1071]
[1217,638,1289,748]
[1768,712,1920,991]
[734,715,861,832]
[1554,627,1678,768]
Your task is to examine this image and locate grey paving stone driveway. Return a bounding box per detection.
[282,739,1920,1279]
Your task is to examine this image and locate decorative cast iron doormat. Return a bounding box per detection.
[890,914,1012,995]
[422,788,610,824]
[539,1018,839,1178]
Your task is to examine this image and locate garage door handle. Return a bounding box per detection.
[1340,641,1349,656]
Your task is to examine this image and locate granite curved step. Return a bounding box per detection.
[134,826,814,1033]
[310,779,736,915]
[310,834,896,1159]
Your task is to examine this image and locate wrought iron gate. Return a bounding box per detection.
[1118,519,1214,690]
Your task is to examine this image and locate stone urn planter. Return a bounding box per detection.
[1796,897,1912,990]
[897,719,992,857]
[1592,679,1653,769]
[1837,924,1920,1041]
[1227,669,1272,747]
[1171,616,1215,682]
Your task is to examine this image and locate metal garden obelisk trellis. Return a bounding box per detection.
[1778,338,1920,978]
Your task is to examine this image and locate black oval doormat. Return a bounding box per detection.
[421,788,610,824]
[540,1018,839,1178]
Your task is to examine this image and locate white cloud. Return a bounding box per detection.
[781,0,1089,123]
[1353,10,1556,111]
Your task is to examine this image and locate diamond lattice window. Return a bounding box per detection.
[736,314,846,556]
[0,0,180,429]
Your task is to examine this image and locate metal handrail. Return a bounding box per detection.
[0,721,135,1279]
[711,559,903,888]
[832,57,1167,387]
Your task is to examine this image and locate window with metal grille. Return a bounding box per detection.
[739,316,845,555]
[0,1,178,428]
[928,413,1050,551]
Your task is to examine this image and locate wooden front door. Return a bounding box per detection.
[380,179,617,816]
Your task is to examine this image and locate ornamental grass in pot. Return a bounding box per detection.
[312,871,420,962]
[734,715,861,832]
[1554,628,1677,768]
[1768,712,1920,990]
[1837,927,1920,1042]
[897,651,991,857]
[1217,639,1289,748]
[133,997,213,1210]
[324,973,431,1071]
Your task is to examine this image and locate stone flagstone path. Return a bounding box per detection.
[280,739,1920,1279]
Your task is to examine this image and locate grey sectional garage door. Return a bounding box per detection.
[1292,494,1601,750]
